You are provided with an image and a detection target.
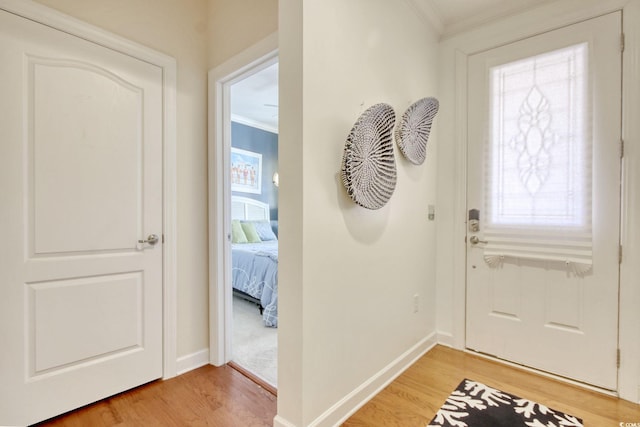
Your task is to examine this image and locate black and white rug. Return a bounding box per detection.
[428,379,583,427]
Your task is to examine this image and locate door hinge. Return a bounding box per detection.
[621,33,625,52]
[619,245,623,264]
[162,234,165,244]
[620,139,625,159]
[617,349,621,368]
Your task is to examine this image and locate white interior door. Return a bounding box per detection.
[0,9,163,426]
[466,12,622,390]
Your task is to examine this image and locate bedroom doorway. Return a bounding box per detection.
[228,63,279,390]
[208,42,279,394]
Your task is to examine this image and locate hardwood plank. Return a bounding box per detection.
[344,345,640,426]
[34,365,276,427]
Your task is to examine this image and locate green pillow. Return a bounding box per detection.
[241,222,262,243]
[231,220,248,243]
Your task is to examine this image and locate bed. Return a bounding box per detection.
[231,196,278,327]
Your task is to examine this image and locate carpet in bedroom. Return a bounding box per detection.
[232,296,278,388]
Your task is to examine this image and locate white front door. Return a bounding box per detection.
[0,9,163,426]
[466,12,621,390]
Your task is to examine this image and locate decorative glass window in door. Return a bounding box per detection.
[483,43,593,273]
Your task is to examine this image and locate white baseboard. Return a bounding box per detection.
[176,348,210,376]
[303,332,438,427]
[273,415,298,427]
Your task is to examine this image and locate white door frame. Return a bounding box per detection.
[441,0,640,403]
[0,0,179,379]
[208,34,278,366]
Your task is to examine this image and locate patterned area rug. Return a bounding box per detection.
[428,379,583,427]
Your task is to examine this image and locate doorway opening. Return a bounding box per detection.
[227,61,279,392]
[208,42,279,395]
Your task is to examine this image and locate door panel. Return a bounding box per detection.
[29,273,143,375]
[30,57,143,254]
[466,12,621,390]
[0,9,163,426]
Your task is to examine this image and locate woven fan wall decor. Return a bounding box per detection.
[395,97,439,165]
[341,103,397,210]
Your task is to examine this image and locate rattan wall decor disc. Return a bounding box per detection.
[395,97,439,165]
[341,103,397,210]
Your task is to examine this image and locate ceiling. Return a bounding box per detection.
[230,62,279,133]
[229,0,555,133]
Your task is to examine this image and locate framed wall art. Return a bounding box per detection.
[231,147,262,194]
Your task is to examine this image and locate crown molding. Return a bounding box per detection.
[405,0,445,36]
[440,0,559,39]
[407,0,562,41]
[231,114,278,134]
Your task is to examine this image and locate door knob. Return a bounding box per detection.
[138,234,160,245]
[469,236,488,245]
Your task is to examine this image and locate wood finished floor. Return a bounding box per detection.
[35,345,640,426]
[35,364,277,427]
[344,345,640,426]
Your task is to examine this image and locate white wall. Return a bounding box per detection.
[436,0,640,403]
[278,0,440,425]
[207,0,278,70]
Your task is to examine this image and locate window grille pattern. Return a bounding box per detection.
[488,43,590,229]
[482,43,593,274]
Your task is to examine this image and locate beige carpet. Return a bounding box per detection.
[232,296,278,387]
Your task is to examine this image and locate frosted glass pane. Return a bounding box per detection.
[488,43,590,229]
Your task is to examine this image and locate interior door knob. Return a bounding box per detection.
[138,234,160,245]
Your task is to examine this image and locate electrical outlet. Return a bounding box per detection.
[413,294,419,313]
